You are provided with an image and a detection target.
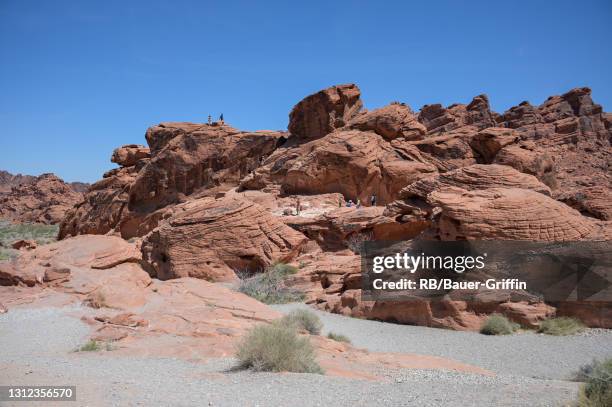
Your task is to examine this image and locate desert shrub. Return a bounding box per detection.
[238,263,303,304]
[270,262,298,276]
[280,309,323,335]
[236,324,323,374]
[479,314,520,335]
[538,317,585,336]
[0,220,59,246]
[576,358,612,407]
[327,332,351,343]
[346,231,373,254]
[76,340,101,352]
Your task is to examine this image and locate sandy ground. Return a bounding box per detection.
[1,303,610,406]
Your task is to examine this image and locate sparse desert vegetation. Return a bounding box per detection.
[327,332,351,343]
[235,323,323,374]
[75,340,114,352]
[76,340,101,352]
[0,220,59,246]
[0,220,59,261]
[280,309,323,335]
[574,358,612,407]
[238,262,303,304]
[538,317,585,336]
[479,314,520,335]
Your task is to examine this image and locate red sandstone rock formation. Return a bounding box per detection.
[111,144,151,167]
[0,170,36,193]
[53,83,611,330]
[288,83,362,140]
[347,102,426,141]
[0,173,86,224]
[140,196,308,281]
[60,123,285,239]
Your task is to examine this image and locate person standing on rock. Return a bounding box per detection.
[208,115,212,125]
[356,199,362,209]
[219,113,224,125]
[370,193,377,207]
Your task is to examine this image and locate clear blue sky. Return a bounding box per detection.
[1,1,610,183]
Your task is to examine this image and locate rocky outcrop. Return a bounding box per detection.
[304,163,609,329]
[0,170,36,193]
[241,129,437,205]
[53,83,611,331]
[284,206,428,251]
[288,84,362,140]
[0,173,85,224]
[494,87,611,214]
[428,187,596,241]
[140,196,308,282]
[348,103,426,141]
[288,249,556,330]
[111,144,150,167]
[418,94,496,135]
[59,166,142,238]
[60,123,285,239]
[0,234,141,287]
[129,123,283,210]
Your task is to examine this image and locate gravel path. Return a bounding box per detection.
[1,304,609,406]
[272,303,612,380]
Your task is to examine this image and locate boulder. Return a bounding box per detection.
[288,84,362,140]
[348,103,426,140]
[141,196,308,282]
[111,144,151,167]
[429,187,596,241]
[469,127,519,163]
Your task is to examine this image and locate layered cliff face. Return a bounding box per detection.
[56,83,611,329]
[0,172,87,224]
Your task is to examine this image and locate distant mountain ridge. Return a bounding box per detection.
[0,170,89,194]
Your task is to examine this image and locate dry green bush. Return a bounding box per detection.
[76,340,101,352]
[479,314,520,335]
[280,309,323,335]
[236,323,323,374]
[238,263,303,304]
[576,358,612,407]
[538,317,585,336]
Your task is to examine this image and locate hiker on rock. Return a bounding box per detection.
[370,193,377,207]
[219,113,224,125]
[208,115,212,125]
